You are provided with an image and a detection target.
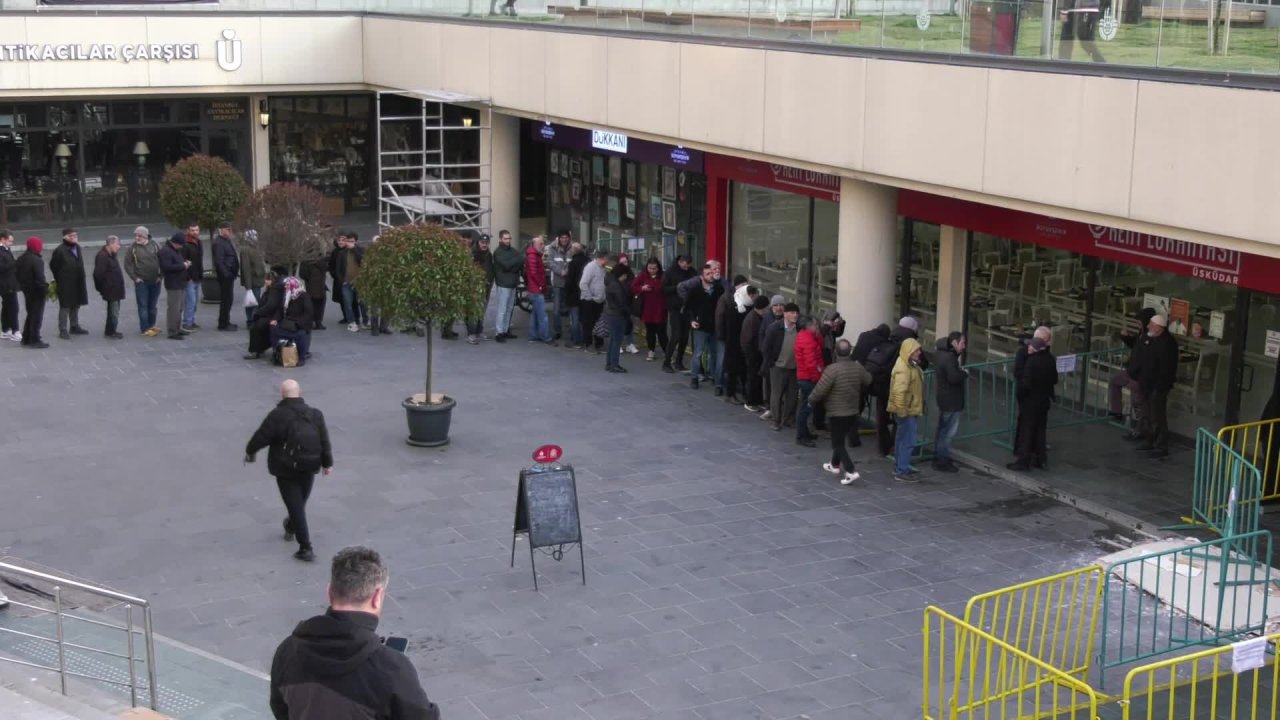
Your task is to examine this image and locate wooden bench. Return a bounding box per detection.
[1141,5,1267,24]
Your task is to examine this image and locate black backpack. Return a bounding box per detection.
[863,339,900,391]
[282,407,324,474]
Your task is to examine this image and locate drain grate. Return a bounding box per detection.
[10,638,204,715]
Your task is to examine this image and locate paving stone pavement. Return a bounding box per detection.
[0,287,1122,720]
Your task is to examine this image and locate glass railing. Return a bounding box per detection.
[5,0,1279,76]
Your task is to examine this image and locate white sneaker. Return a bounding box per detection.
[759,410,772,420]
[10,332,20,343]
[0,331,10,341]
[625,343,639,354]
[646,350,655,361]
[822,462,842,475]
[347,323,359,333]
[841,471,861,486]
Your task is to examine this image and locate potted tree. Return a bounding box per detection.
[356,223,486,447]
[158,155,248,304]
[234,182,331,275]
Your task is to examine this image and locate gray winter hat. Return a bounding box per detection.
[899,316,920,332]
[770,295,786,306]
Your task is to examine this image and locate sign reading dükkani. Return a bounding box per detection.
[0,29,243,71]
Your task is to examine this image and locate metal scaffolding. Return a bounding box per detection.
[376,89,492,234]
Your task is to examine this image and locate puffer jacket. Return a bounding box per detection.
[888,337,925,418]
[525,244,548,295]
[795,328,824,382]
[808,355,872,418]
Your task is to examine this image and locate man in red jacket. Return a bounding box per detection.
[524,235,555,345]
[794,315,825,447]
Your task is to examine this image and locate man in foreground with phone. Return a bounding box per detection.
[270,546,439,720]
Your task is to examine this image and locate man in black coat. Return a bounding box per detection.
[683,263,725,391]
[15,237,48,349]
[661,255,696,372]
[466,233,496,344]
[92,236,126,339]
[270,546,438,720]
[180,223,204,332]
[1111,307,1157,437]
[0,230,18,342]
[1008,337,1058,471]
[48,228,88,340]
[1134,314,1179,459]
[246,379,334,561]
[212,222,241,332]
[158,233,192,340]
[564,241,587,348]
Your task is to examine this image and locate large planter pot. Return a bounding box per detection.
[200,271,221,304]
[404,396,455,447]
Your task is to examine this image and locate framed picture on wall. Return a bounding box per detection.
[571,178,582,201]
[570,159,581,177]
[662,167,677,199]
[608,196,620,225]
[626,163,636,195]
[608,156,622,190]
[650,195,662,220]
[662,201,677,230]
[560,155,570,178]
[592,156,605,186]
[625,197,636,219]
[549,151,559,174]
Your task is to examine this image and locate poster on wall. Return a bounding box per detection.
[1209,311,1226,339]
[626,164,636,195]
[662,167,677,199]
[662,233,676,269]
[592,157,605,186]
[1266,330,1280,359]
[549,152,559,175]
[570,159,581,178]
[1168,299,1190,336]
[649,195,662,220]
[662,201,677,231]
[607,196,620,226]
[625,197,635,219]
[571,179,581,201]
[608,157,622,191]
[1142,293,1170,319]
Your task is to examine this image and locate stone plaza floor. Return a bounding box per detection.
[0,285,1133,720]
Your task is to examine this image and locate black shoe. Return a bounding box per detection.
[313,324,326,331]
[1032,461,1047,470]
[179,328,192,335]
[714,387,724,397]
[796,437,817,448]
[218,324,239,331]
[614,365,627,373]
[1006,462,1031,471]
[933,462,960,473]
[243,352,261,359]
[673,362,687,372]
[725,394,741,404]
[169,334,185,340]
[691,378,700,390]
[107,332,124,339]
[442,331,459,340]
[662,363,674,373]
[189,323,201,330]
[495,334,506,343]
[293,547,315,562]
[24,341,49,349]
[371,326,380,336]
[283,518,294,542]
[1147,448,1169,459]
[58,331,70,340]
[1137,443,1154,452]
[69,327,88,335]
[1123,432,1146,442]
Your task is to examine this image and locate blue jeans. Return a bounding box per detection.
[182,280,199,326]
[935,411,961,466]
[341,284,367,325]
[134,280,161,332]
[894,415,919,475]
[568,306,582,345]
[528,292,551,342]
[551,286,564,338]
[245,287,262,325]
[606,315,626,368]
[494,285,516,333]
[797,380,816,439]
[691,330,720,387]
[714,338,726,387]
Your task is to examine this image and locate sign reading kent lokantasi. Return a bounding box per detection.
[0,30,244,71]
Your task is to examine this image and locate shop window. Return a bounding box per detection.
[730,183,813,311]
[111,102,141,125]
[904,221,940,348]
[268,94,373,212]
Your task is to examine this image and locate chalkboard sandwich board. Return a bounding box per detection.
[511,465,585,590]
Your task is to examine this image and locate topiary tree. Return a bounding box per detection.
[158,155,247,235]
[356,223,486,405]
[234,182,330,275]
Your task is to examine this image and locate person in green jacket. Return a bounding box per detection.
[808,339,872,486]
[491,230,522,342]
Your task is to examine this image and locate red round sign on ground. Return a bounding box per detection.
[533,445,563,463]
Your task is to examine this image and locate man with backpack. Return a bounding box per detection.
[246,379,334,562]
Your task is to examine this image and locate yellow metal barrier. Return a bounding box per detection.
[963,565,1107,683]
[923,606,1101,720]
[1219,418,1280,502]
[1120,634,1280,719]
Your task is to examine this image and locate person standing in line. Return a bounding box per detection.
[603,262,633,373]
[1008,337,1058,471]
[661,255,695,373]
[524,235,554,345]
[491,230,522,342]
[794,315,824,447]
[302,252,328,332]
[269,546,439,720]
[239,229,266,327]
[933,332,968,473]
[631,257,667,362]
[92,235,126,339]
[757,295,786,420]
[1110,307,1156,434]
[158,232,192,341]
[246,379,333,562]
[814,310,845,433]
[15,237,48,349]
[564,242,587,349]
[466,233,495,345]
[212,222,240,331]
[1012,325,1053,450]
[764,302,801,431]
[180,223,203,332]
[546,230,573,342]
[809,338,872,485]
[740,295,770,413]
[330,232,368,332]
[123,227,162,336]
[684,263,725,392]
[717,277,754,403]
[1135,314,1179,460]
[577,249,608,353]
[888,337,926,483]
[0,230,18,342]
[613,254,639,354]
[49,228,88,340]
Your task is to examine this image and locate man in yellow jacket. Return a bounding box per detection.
[888,337,925,482]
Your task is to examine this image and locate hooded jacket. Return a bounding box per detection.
[603,271,631,318]
[524,244,548,295]
[240,238,266,290]
[245,397,334,478]
[578,260,607,304]
[888,337,925,418]
[471,246,495,287]
[934,337,968,413]
[269,609,438,720]
[546,240,572,288]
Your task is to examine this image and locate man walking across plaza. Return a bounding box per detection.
[246,379,333,563]
[92,235,126,339]
[269,546,439,720]
[124,226,162,336]
[525,235,554,345]
[577,249,608,352]
[159,232,192,341]
[181,223,204,332]
[933,332,968,473]
[546,230,573,341]
[49,228,88,340]
[888,337,926,483]
[0,230,18,342]
[212,222,241,331]
[491,229,522,341]
[809,338,872,485]
[15,237,47,349]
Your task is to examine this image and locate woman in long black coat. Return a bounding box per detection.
[246,271,283,358]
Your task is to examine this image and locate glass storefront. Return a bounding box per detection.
[267,94,374,214]
[728,182,837,316]
[900,219,940,349]
[0,98,250,228]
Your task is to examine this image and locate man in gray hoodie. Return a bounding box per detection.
[546,230,573,341]
[123,226,162,336]
[577,250,608,353]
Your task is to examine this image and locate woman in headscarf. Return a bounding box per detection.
[270,275,314,365]
[245,270,283,360]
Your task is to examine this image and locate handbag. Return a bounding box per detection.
[630,295,644,318]
[593,316,609,339]
[244,288,258,308]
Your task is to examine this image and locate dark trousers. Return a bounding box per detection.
[875,391,895,456]
[743,350,764,406]
[1109,369,1145,421]
[828,414,860,472]
[1014,404,1050,466]
[724,349,745,399]
[104,300,120,336]
[0,291,17,333]
[217,274,235,328]
[665,309,689,366]
[644,322,668,354]
[21,292,44,344]
[1147,387,1170,451]
[312,296,326,328]
[165,288,184,336]
[796,379,817,439]
[770,366,798,427]
[580,300,603,350]
[276,473,315,549]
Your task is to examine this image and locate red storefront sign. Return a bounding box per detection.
[899,190,1280,295]
[705,154,840,202]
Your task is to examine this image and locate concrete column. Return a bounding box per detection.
[249,94,270,190]
[483,111,520,238]
[935,224,969,339]
[836,178,898,334]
